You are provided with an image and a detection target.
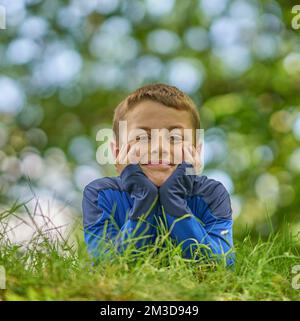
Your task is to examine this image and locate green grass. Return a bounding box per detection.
[0,202,299,301]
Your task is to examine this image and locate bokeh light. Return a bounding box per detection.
[1,0,300,242]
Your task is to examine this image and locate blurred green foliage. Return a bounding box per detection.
[0,0,300,238]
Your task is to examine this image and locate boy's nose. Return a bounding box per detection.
[150,135,171,163]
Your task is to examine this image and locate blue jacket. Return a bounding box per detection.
[82,162,235,266]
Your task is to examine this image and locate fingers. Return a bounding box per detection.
[183,144,194,165]
[183,144,202,174]
[192,145,202,174]
[116,141,141,165]
[116,142,129,165]
[127,142,140,164]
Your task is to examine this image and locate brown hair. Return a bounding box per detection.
[113,83,200,141]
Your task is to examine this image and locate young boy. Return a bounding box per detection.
[82,83,235,266]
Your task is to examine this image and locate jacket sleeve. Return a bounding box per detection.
[159,162,235,267]
[82,164,159,262]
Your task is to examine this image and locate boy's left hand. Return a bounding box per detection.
[182,144,202,175]
[158,143,202,211]
[158,160,196,217]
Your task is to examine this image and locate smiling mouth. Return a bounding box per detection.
[142,160,175,168]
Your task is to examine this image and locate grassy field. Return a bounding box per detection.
[0,203,299,301]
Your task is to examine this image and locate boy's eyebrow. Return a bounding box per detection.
[167,125,185,130]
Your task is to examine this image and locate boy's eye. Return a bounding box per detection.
[169,134,183,143]
[136,134,150,142]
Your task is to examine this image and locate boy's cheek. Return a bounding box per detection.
[139,148,150,164]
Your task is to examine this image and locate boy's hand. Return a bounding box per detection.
[158,161,195,217]
[158,144,201,217]
[115,141,141,174]
[117,140,158,193]
[182,144,202,175]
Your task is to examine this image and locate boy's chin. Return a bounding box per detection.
[140,164,177,187]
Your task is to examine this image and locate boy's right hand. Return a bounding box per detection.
[115,141,141,175]
[117,141,158,220]
[116,140,158,192]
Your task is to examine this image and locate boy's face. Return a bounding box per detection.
[114,100,199,187]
